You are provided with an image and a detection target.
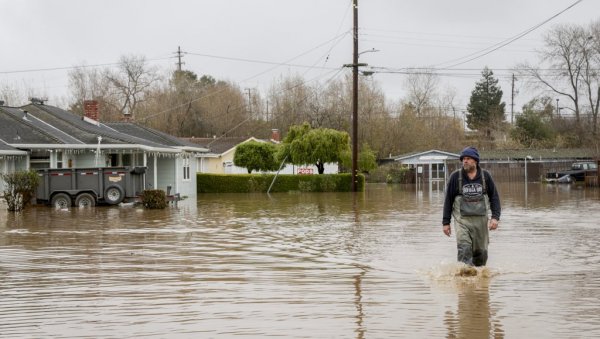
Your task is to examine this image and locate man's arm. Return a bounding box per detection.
[485,171,501,221]
[442,171,459,225]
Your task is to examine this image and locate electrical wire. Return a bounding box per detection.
[0,57,173,75]
[432,0,583,69]
[140,31,351,122]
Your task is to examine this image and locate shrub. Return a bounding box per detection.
[1,170,40,211]
[197,173,364,193]
[141,189,167,209]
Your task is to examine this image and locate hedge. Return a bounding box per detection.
[197,173,365,193]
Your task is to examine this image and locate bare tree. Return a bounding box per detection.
[518,25,588,124]
[0,83,29,106]
[404,69,439,116]
[105,55,161,120]
[583,20,600,135]
[68,65,112,116]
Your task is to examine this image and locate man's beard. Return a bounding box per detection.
[463,162,476,172]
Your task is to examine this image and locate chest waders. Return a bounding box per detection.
[451,170,490,267]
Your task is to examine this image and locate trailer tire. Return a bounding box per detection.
[51,193,72,209]
[75,193,96,207]
[105,186,125,205]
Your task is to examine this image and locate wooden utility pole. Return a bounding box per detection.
[511,74,515,124]
[176,46,184,71]
[351,0,359,192]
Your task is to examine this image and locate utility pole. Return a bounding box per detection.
[176,46,184,71]
[511,74,515,124]
[245,88,252,116]
[351,0,359,192]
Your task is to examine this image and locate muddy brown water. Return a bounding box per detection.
[1,183,599,338]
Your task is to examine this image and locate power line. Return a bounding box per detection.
[0,56,173,75]
[432,0,583,69]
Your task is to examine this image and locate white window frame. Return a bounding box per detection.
[183,158,191,181]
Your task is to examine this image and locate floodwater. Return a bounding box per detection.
[1,182,599,338]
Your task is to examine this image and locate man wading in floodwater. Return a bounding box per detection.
[442,146,501,268]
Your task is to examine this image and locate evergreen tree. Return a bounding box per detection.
[466,67,506,134]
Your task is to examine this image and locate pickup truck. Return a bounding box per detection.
[545,161,598,183]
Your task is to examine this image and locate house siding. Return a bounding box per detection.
[157,157,176,192]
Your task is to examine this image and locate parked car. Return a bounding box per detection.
[545,161,597,183]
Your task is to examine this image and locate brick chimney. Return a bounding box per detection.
[271,129,280,142]
[83,100,99,121]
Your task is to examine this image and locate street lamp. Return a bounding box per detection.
[358,48,380,57]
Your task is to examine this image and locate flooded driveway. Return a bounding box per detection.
[1,183,599,338]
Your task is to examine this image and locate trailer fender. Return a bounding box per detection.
[104,185,125,205]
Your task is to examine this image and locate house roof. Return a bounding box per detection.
[21,103,128,145]
[184,137,254,155]
[0,139,27,156]
[0,106,83,144]
[0,103,205,155]
[106,122,208,153]
[394,149,458,163]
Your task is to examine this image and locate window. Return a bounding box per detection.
[56,151,64,168]
[122,154,132,166]
[30,151,50,169]
[431,163,445,180]
[183,158,191,181]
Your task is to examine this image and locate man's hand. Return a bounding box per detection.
[488,218,499,231]
[443,224,451,237]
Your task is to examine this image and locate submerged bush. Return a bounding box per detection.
[141,189,167,209]
[1,170,40,211]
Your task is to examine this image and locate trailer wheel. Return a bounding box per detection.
[51,193,72,209]
[105,186,125,205]
[75,193,96,207]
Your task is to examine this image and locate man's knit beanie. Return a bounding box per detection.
[459,146,480,163]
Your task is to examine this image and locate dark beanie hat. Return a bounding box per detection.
[460,146,480,163]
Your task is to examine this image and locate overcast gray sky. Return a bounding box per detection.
[1,0,598,113]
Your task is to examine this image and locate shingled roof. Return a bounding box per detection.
[107,122,207,152]
[184,137,255,155]
[0,139,27,155]
[0,102,207,155]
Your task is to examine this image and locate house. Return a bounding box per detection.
[188,136,258,174]
[393,149,459,184]
[0,99,208,200]
[186,129,338,175]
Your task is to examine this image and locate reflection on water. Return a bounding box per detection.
[1,183,599,338]
[430,265,504,339]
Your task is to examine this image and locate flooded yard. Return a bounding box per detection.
[1,182,599,338]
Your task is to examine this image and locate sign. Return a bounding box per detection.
[298,168,313,175]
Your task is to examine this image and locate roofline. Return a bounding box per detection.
[0,150,28,155]
[177,146,209,153]
[8,143,182,153]
[394,149,459,161]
